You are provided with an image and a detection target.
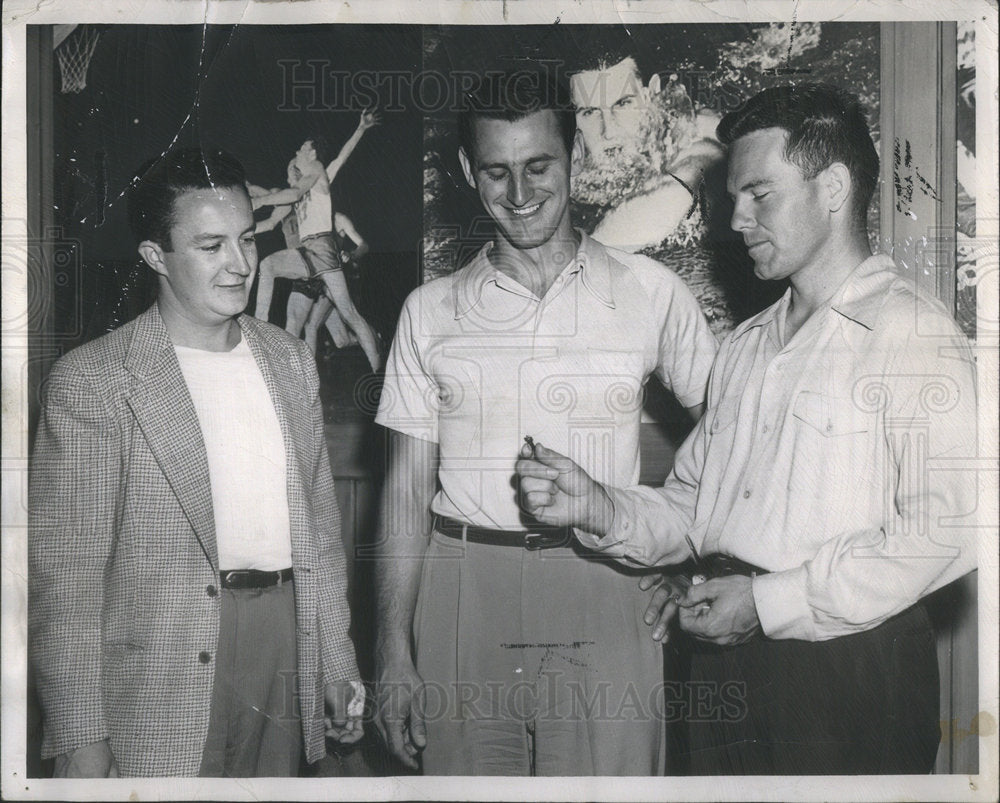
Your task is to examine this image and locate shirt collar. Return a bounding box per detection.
[451,246,495,319]
[730,253,896,341]
[828,253,897,330]
[452,229,616,318]
[576,230,617,310]
[731,290,788,342]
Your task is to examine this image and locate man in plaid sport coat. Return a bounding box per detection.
[29,148,362,777]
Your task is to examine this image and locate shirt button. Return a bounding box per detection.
[198,651,212,664]
[762,424,770,433]
[743,489,752,499]
[206,585,217,597]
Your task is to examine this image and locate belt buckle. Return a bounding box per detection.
[524,530,564,551]
[222,570,250,587]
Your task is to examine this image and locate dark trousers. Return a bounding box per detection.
[688,604,940,775]
[199,581,303,777]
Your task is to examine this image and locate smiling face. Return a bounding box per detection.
[459,110,583,252]
[145,186,258,332]
[571,57,651,164]
[727,127,831,283]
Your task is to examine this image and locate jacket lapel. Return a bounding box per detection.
[123,306,219,569]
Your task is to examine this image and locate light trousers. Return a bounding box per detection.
[413,532,666,775]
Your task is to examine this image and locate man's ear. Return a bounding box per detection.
[138,240,168,277]
[646,72,662,98]
[458,147,476,189]
[822,162,852,215]
[569,129,586,178]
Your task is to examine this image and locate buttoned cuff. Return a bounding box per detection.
[573,486,658,569]
[751,566,816,641]
[572,485,627,557]
[573,525,627,556]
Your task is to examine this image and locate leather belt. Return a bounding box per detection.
[219,567,294,590]
[434,516,572,551]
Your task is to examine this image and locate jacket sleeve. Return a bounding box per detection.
[296,342,360,687]
[29,357,121,758]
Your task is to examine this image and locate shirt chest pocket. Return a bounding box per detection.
[709,397,740,435]
[788,390,874,506]
[792,390,870,437]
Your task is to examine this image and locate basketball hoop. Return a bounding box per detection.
[55,24,101,94]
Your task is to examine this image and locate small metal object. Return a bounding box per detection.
[523,435,536,457]
[685,533,707,576]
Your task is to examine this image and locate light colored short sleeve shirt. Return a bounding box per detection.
[174,338,292,570]
[376,231,718,529]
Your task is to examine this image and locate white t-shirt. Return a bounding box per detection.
[174,338,292,570]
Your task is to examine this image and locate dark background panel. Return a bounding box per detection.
[51,24,424,360]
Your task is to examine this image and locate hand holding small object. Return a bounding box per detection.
[515,440,613,532]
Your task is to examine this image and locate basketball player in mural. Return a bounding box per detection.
[288,215,371,356]
[249,109,382,372]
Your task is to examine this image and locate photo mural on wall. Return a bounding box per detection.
[422,22,880,336]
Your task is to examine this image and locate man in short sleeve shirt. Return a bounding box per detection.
[373,71,717,775]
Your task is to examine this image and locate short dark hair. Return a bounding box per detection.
[561,27,651,82]
[127,147,248,250]
[717,83,879,225]
[303,134,331,166]
[457,68,577,162]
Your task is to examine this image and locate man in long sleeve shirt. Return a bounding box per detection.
[517,83,978,774]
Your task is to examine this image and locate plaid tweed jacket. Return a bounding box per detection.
[29,305,359,776]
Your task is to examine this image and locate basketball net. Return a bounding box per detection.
[56,25,101,94]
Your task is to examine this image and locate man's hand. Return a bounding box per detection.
[638,573,694,643]
[515,442,613,533]
[677,575,761,646]
[374,659,426,770]
[324,681,364,744]
[53,740,119,778]
[359,108,382,131]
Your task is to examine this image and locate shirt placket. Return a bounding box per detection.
[735,314,828,514]
[732,334,776,509]
[531,262,580,358]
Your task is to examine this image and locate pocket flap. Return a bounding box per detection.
[792,390,868,436]
[709,398,740,434]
